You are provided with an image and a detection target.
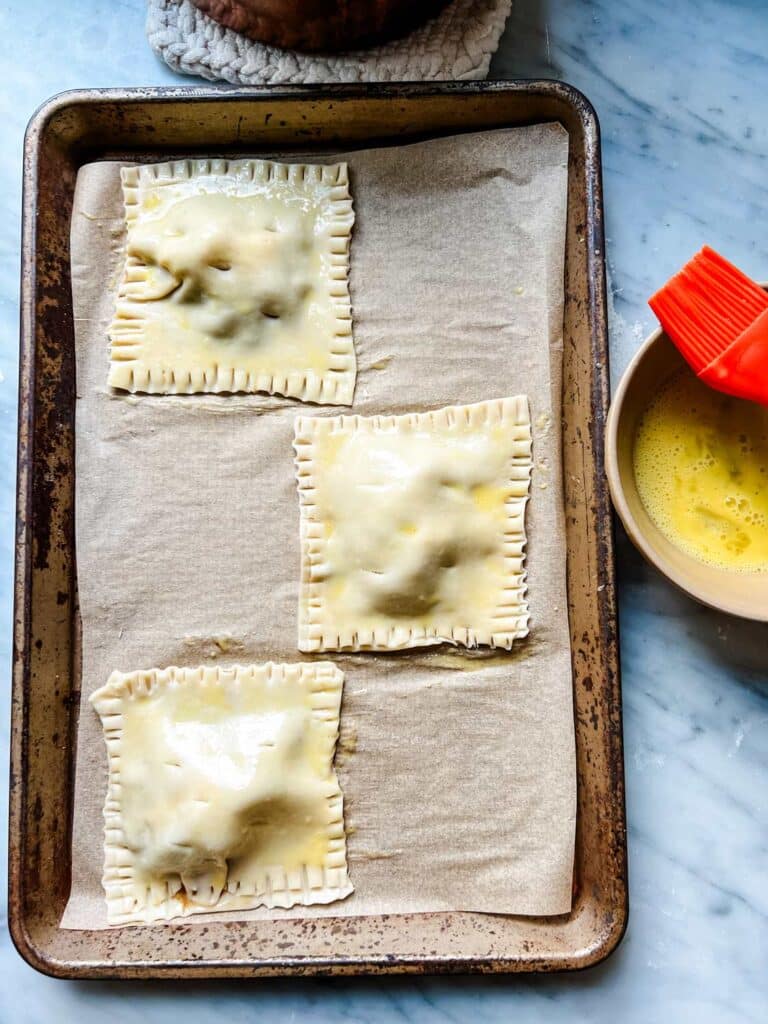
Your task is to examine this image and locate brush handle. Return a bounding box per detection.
[700,307,768,405]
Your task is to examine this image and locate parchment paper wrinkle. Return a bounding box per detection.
[62,124,575,929]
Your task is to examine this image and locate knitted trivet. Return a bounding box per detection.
[147,0,512,85]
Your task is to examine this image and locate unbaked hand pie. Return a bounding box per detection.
[294,396,532,651]
[109,158,356,403]
[90,662,352,925]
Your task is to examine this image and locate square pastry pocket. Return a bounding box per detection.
[294,397,533,651]
[90,663,352,925]
[109,159,355,403]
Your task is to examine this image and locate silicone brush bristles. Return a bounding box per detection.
[649,246,768,373]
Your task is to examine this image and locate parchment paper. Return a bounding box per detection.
[61,124,575,929]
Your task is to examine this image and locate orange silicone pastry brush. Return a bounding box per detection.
[649,245,768,405]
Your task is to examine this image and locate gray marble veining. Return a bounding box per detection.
[1,1,766,1020]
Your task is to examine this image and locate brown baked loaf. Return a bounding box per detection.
[191,0,451,53]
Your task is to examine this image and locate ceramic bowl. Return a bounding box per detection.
[605,316,768,621]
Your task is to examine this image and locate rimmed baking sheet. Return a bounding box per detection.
[12,83,626,977]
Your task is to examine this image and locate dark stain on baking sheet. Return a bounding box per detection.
[11,82,626,979]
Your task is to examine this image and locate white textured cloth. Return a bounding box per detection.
[147,0,512,85]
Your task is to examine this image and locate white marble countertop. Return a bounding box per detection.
[1,1,766,1020]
